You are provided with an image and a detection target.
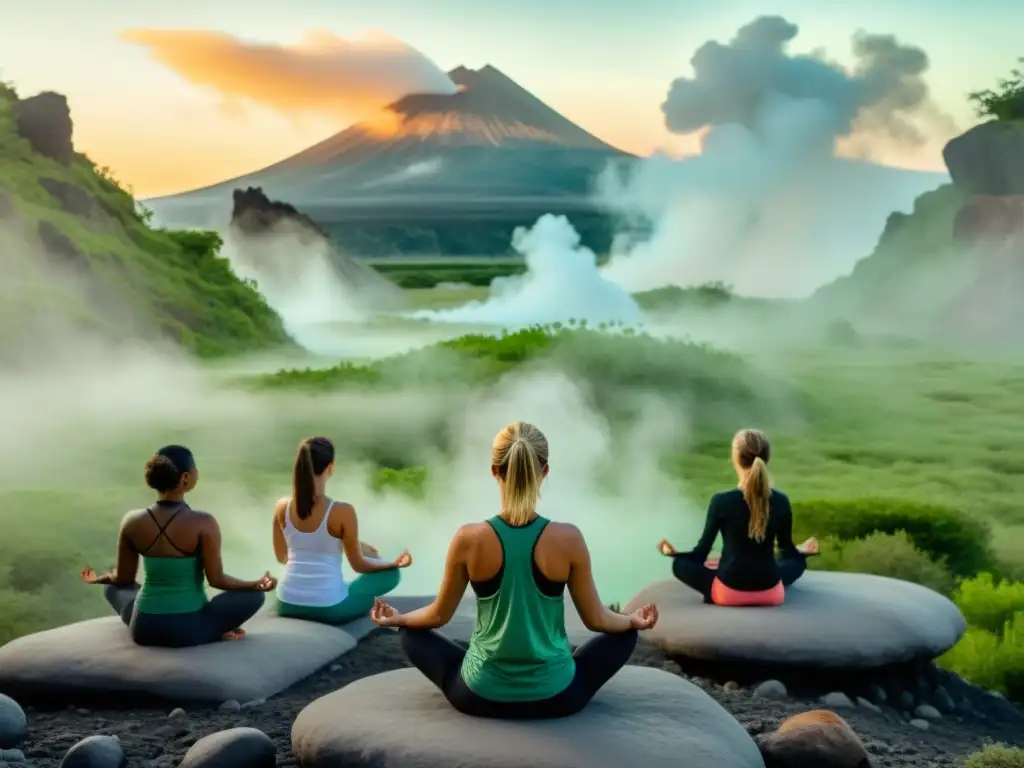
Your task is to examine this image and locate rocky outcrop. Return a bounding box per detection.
[231,187,330,243]
[36,220,89,272]
[228,187,405,309]
[943,121,1024,196]
[39,177,99,219]
[13,92,74,166]
[756,710,872,768]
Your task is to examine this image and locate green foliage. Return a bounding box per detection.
[258,324,784,433]
[633,282,736,311]
[370,259,526,288]
[969,58,1024,121]
[965,744,1024,768]
[792,498,997,579]
[0,82,289,357]
[812,531,954,595]
[371,467,428,499]
[954,573,1024,635]
[941,611,1024,701]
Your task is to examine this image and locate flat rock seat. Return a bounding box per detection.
[0,614,364,707]
[624,571,967,668]
[291,666,765,768]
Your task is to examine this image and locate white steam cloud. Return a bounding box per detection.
[413,214,643,327]
[599,16,953,297]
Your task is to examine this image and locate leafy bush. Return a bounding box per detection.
[812,531,954,594]
[954,573,1024,634]
[258,324,788,433]
[633,282,735,311]
[965,743,1024,768]
[792,497,996,578]
[941,611,1024,702]
[968,58,1024,121]
[371,467,428,499]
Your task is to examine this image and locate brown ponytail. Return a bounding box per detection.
[291,436,336,520]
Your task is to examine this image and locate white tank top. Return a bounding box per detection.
[276,498,349,607]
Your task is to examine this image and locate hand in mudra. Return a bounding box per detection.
[80,566,98,584]
[254,572,278,591]
[371,597,402,627]
[393,550,413,568]
[798,537,819,555]
[658,539,677,556]
[628,602,659,630]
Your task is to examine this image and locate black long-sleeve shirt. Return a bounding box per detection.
[682,488,801,592]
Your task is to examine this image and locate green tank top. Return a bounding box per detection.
[135,556,208,614]
[460,515,575,702]
[133,505,208,614]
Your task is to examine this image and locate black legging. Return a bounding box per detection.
[672,555,807,604]
[400,628,638,719]
[104,584,265,648]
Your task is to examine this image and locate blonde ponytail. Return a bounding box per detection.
[742,456,772,541]
[492,421,549,526]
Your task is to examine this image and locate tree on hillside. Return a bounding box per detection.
[968,57,1024,121]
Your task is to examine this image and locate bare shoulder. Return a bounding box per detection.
[454,521,492,545]
[329,500,355,518]
[273,497,290,522]
[189,509,218,528]
[545,520,585,543]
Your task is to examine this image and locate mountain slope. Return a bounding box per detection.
[0,81,289,357]
[146,65,633,222]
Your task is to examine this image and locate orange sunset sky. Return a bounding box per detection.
[2,0,1020,198]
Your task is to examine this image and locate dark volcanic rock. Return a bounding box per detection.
[14,91,74,166]
[943,120,1024,196]
[40,178,99,219]
[231,187,329,243]
[953,194,1024,246]
[58,734,125,767]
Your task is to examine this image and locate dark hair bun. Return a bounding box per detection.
[145,454,183,493]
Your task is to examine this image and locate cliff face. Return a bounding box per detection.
[228,187,405,311]
[0,83,290,357]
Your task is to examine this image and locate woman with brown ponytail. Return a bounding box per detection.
[658,429,818,607]
[272,436,411,625]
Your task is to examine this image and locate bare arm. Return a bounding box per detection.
[335,503,398,574]
[89,513,139,586]
[566,526,633,634]
[392,527,470,630]
[200,515,259,591]
[272,500,289,565]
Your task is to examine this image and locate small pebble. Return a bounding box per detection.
[868,683,887,704]
[0,694,26,750]
[168,708,188,721]
[908,718,930,731]
[752,680,787,700]
[59,734,125,768]
[819,691,854,708]
[0,747,26,763]
[914,704,941,720]
[933,685,956,713]
[329,664,342,672]
[241,699,265,711]
[898,690,915,710]
[218,700,241,713]
[722,681,740,692]
[178,726,276,768]
[856,696,881,713]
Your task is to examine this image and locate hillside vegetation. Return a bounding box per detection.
[0,81,289,357]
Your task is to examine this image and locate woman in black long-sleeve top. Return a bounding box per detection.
[659,429,817,606]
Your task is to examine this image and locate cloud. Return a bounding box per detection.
[120,28,457,121]
[660,15,956,150]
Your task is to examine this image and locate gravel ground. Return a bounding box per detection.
[17,631,1024,768]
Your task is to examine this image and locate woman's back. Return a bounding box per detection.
[128,501,207,614]
[278,498,347,607]
[713,488,796,591]
[461,515,574,702]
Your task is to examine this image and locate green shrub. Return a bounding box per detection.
[954,573,1024,634]
[812,531,955,594]
[371,467,428,499]
[965,743,1024,768]
[792,498,996,578]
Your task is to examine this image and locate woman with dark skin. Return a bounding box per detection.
[371,421,659,720]
[658,429,818,606]
[80,445,277,647]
